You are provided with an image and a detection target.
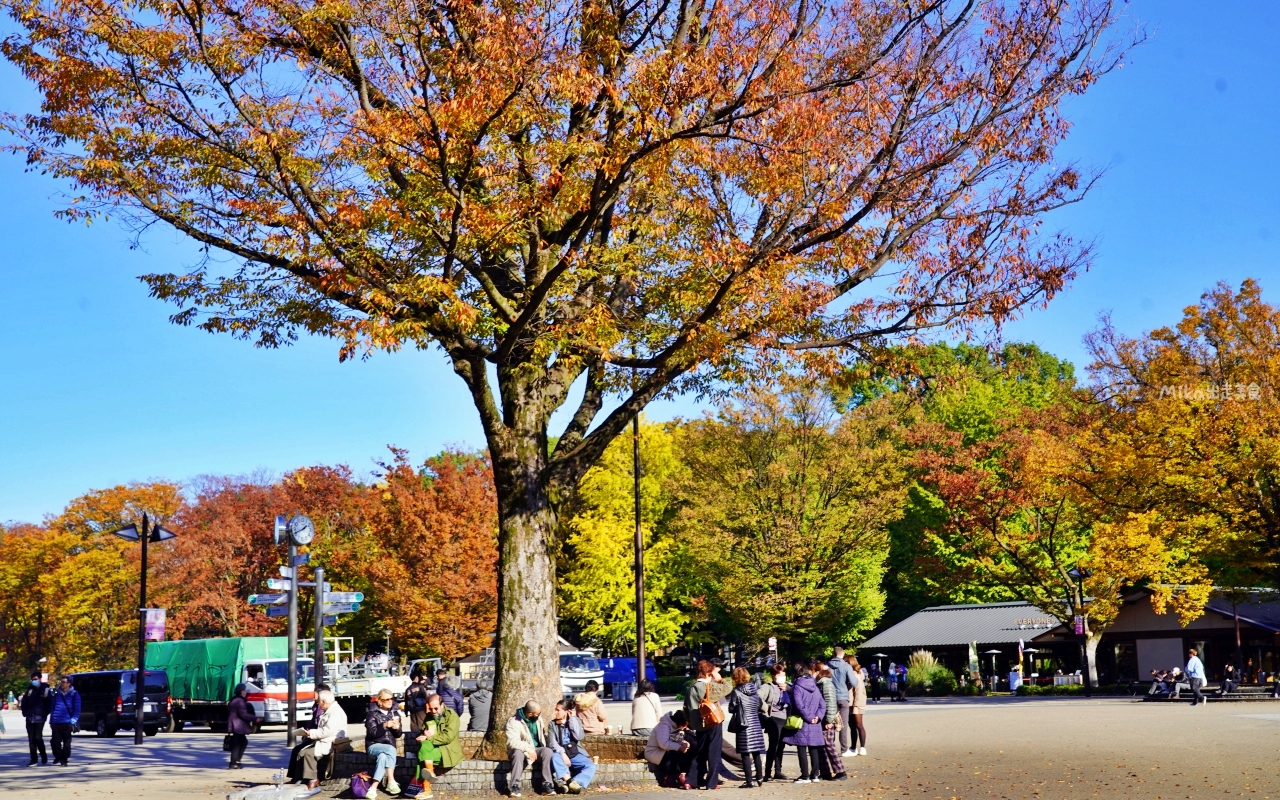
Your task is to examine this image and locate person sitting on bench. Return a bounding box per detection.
[287,690,348,791]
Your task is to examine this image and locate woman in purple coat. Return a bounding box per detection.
[781,664,826,783]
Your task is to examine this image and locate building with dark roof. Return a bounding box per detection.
[858,590,1280,687]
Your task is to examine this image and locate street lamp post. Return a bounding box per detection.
[1067,565,1093,698]
[111,513,176,745]
[633,412,646,692]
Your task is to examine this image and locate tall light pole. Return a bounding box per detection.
[633,413,646,691]
[1067,565,1093,698]
[112,513,176,745]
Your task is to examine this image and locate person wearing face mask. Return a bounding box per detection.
[758,664,790,782]
[20,670,52,767]
[504,700,562,797]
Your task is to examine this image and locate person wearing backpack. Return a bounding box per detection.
[405,672,430,732]
[49,676,80,766]
[758,663,790,782]
[20,670,52,767]
[683,659,732,790]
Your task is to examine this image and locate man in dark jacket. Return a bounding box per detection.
[405,672,430,732]
[21,670,52,766]
[227,683,258,769]
[468,679,494,733]
[437,674,465,717]
[49,676,81,766]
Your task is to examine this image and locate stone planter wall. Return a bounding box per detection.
[327,753,658,796]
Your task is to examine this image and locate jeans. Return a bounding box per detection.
[552,751,598,788]
[1189,677,1204,705]
[369,743,398,782]
[836,700,851,751]
[50,722,73,764]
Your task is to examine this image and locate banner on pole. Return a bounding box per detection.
[144,608,166,641]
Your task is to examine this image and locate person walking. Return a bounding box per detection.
[468,679,494,733]
[728,668,766,788]
[896,664,908,701]
[758,664,789,782]
[20,670,52,766]
[630,679,662,737]
[782,664,826,784]
[49,676,80,767]
[1186,648,1207,706]
[845,656,868,757]
[827,647,855,756]
[683,659,732,790]
[227,683,257,769]
[868,664,882,704]
[813,664,846,781]
[365,689,404,799]
[886,662,898,701]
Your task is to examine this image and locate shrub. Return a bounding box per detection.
[657,675,691,696]
[905,650,957,696]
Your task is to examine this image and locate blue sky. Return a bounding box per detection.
[2,0,1278,524]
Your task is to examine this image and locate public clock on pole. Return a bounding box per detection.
[288,515,315,546]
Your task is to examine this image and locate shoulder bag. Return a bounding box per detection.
[698,682,724,727]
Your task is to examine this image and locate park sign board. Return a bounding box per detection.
[322,603,360,615]
[324,592,364,604]
[266,605,290,618]
[248,593,288,605]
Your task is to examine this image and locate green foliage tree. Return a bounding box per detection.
[673,386,906,654]
[558,421,688,653]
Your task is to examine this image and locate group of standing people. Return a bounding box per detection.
[17,670,81,767]
[644,648,869,790]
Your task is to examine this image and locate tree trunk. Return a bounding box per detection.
[479,403,563,758]
[1084,632,1101,687]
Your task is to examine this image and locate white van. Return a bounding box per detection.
[559,651,604,696]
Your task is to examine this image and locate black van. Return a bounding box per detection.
[69,669,172,737]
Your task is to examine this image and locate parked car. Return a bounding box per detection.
[559,651,604,696]
[69,669,172,737]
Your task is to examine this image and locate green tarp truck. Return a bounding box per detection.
[146,637,315,730]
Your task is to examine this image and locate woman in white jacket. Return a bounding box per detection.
[629,679,662,736]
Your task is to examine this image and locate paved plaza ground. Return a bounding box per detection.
[1,696,1278,799]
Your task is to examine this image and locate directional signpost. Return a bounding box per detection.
[248,593,288,605]
[322,603,361,615]
[266,578,291,591]
[324,592,363,604]
[266,605,290,618]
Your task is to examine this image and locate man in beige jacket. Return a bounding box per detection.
[504,701,564,797]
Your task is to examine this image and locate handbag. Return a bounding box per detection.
[698,683,724,727]
[783,714,803,734]
[350,772,375,799]
[222,734,234,752]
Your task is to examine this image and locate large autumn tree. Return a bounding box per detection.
[1,0,1129,738]
[674,386,906,654]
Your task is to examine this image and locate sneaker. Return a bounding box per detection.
[841,750,856,757]
[386,781,402,795]
[368,785,379,800]
[793,778,810,784]
[859,747,867,756]
[567,782,582,795]
[833,773,848,781]
[510,793,523,798]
